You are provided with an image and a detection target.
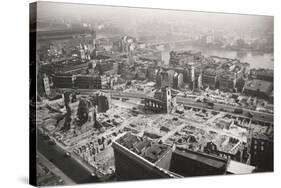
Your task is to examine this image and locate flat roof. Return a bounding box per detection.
[244,79,273,93]
[174,149,227,169]
[227,160,255,174]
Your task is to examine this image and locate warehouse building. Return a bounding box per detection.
[243,79,273,99]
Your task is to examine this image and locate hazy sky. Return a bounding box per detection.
[36,1,273,34]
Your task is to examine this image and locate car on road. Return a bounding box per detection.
[234,108,243,114]
[246,112,253,118]
[206,102,214,109]
[122,98,129,102]
[65,152,72,158]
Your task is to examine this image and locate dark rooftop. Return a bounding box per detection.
[174,148,227,169]
[142,144,169,163]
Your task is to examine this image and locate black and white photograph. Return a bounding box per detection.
[29,1,274,187]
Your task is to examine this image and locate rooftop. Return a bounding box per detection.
[143,144,169,163]
[255,69,274,76]
[114,133,232,178]
[244,79,273,93]
[116,133,171,163]
[227,160,255,174]
[203,68,217,76]
[219,71,236,80]
[174,148,227,169]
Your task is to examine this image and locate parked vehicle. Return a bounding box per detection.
[234,108,243,114]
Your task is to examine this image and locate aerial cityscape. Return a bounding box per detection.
[31,2,274,186]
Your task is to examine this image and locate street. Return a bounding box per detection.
[176,96,273,123]
[37,133,100,184]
